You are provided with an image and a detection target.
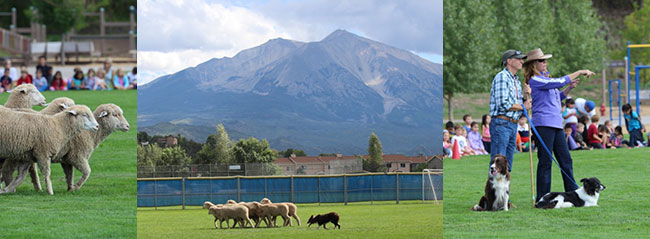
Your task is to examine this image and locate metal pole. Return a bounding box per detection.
[636,66,641,115]
[11,8,16,33]
[625,41,632,104]
[129,6,135,54]
[618,80,622,126]
[264,177,268,199]
[100,8,105,56]
[209,177,213,202]
[370,175,374,205]
[237,177,241,202]
[344,175,348,205]
[154,180,158,210]
[182,177,186,210]
[422,171,425,204]
[395,173,399,204]
[609,80,613,121]
[602,68,606,111]
[291,176,294,203]
[318,176,321,206]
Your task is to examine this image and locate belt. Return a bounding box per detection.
[495,115,518,124]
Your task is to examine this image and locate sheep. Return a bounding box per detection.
[0,105,99,195]
[203,201,253,229]
[237,201,272,228]
[1,97,76,191]
[261,198,301,226]
[3,84,47,108]
[252,201,291,227]
[52,103,130,191]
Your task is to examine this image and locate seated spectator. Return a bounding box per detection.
[113,68,130,90]
[1,68,13,93]
[451,125,475,156]
[598,125,615,149]
[49,71,67,91]
[462,114,472,133]
[69,69,85,90]
[16,69,33,86]
[0,58,18,84]
[613,126,628,148]
[127,66,137,89]
[95,69,109,90]
[574,123,589,149]
[481,114,491,153]
[517,117,530,152]
[445,121,455,135]
[443,130,451,158]
[588,115,603,149]
[84,68,97,90]
[563,98,578,138]
[564,124,580,150]
[32,68,48,92]
[578,114,590,142]
[36,56,53,84]
[467,122,488,155]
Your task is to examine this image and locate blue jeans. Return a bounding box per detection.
[489,117,517,172]
[535,126,578,202]
[629,128,645,147]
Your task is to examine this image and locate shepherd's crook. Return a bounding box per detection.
[525,92,536,208]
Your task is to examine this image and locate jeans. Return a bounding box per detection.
[535,126,578,202]
[489,117,517,172]
[629,129,645,147]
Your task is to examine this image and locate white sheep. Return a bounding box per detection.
[253,201,291,227]
[203,201,253,229]
[0,105,99,195]
[1,97,75,191]
[53,103,130,191]
[3,84,47,108]
[261,198,301,226]
[239,201,271,228]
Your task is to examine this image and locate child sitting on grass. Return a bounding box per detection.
[598,125,616,149]
[588,115,604,149]
[467,122,488,155]
[622,104,646,147]
[574,123,589,149]
[451,125,475,156]
[443,130,451,158]
[613,126,628,148]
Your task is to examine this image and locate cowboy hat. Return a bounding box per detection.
[525,48,552,63]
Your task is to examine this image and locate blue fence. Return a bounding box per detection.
[137,172,442,208]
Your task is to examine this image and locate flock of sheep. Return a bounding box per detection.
[203,198,301,229]
[0,84,130,195]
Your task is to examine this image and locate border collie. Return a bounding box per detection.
[535,177,605,209]
[307,212,340,229]
[472,154,510,211]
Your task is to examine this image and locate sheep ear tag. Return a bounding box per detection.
[59,103,69,110]
[99,111,109,118]
[67,110,78,116]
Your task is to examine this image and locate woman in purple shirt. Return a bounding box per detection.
[523,48,595,202]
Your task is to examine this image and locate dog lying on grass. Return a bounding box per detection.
[307,212,341,229]
[535,177,605,209]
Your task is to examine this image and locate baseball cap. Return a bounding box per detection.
[502,50,527,66]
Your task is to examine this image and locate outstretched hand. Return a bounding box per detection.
[582,70,596,78]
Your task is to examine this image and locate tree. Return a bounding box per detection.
[623,3,650,86]
[196,124,234,164]
[176,134,202,160]
[137,144,162,167]
[27,1,88,34]
[364,133,385,172]
[137,131,150,144]
[278,148,307,157]
[160,146,192,166]
[232,137,277,164]
[443,0,498,121]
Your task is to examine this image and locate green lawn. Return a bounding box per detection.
[138,201,442,239]
[0,90,137,238]
[443,148,650,238]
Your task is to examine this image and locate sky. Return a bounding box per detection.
[137,0,443,85]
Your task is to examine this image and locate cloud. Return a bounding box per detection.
[137,0,443,84]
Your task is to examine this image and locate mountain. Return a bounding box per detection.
[138,30,442,155]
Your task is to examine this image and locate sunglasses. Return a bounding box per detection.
[537,59,546,63]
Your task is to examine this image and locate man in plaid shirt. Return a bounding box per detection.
[489,50,531,171]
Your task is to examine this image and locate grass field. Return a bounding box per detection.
[0,90,137,238]
[443,147,650,238]
[138,201,442,239]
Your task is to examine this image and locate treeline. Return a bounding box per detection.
[137,124,391,173]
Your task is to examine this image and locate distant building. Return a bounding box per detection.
[156,135,178,147]
[379,154,432,172]
[275,154,362,175]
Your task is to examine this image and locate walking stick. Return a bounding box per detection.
[525,91,536,208]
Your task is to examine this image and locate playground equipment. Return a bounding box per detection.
[626,41,650,115]
[608,79,622,125]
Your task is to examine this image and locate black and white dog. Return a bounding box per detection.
[535,177,606,209]
[472,155,510,211]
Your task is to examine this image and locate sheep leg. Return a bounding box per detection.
[245,218,253,229]
[36,158,53,195]
[1,159,17,188]
[292,213,301,226]
[69,160,91,191]
[213,218,219,229]
[61,163,74,191]
[0,163,31,194]
[28,163,42,191]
